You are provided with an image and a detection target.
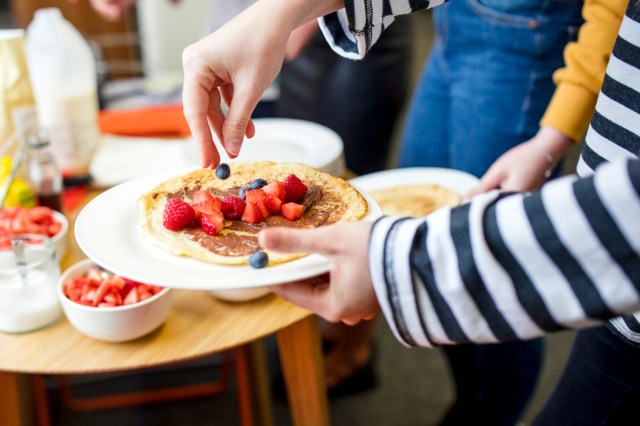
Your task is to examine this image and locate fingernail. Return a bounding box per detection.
[227,139,242,156]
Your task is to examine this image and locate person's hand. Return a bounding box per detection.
[182,0,344,168]
[259,221,380,325]
[466,126,575,198]
[285,20,320,61]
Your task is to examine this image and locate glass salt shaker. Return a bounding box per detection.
[27,133,64,213]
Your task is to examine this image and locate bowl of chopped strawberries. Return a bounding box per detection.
[58,259,173,342]
[0,206,68,259]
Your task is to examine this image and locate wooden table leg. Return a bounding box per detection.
[276,316,329,426]
[246,340,274,426]
[0,372,36,426]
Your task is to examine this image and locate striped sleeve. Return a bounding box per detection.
[369,158,640,347]
[318,0,447,59]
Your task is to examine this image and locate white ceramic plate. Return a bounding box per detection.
[75,171,380,290]
[90,135,195,188]
[349,167,479,199]
[182,118,345,176]
[91,119,346,188]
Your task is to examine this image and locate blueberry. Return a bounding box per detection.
[249,251,269,269]
[215,163,231,180]
[238,186,251,200]
[250,178,268,190]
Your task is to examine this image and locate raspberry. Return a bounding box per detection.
[163,199,195,231]
[221,195,246,220]
[283,174,308,202]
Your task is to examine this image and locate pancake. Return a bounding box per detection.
[369,184,461,217]
[138,162,368,266]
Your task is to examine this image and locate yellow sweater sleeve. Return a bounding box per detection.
[539,0,626,141]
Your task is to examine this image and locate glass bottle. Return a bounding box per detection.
[26,133,64,213]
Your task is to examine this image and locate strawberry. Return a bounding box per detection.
[192,190,222,214]
[256,198,271,219]
[245,188,266,204]
[283,174,308,202]
[241,201,265,224]
[163,199,195,231]
[201,211,225,236]
[281,202,304,221]
[221,195,246,220]
[261,195,282,215]
[262,181,286,203]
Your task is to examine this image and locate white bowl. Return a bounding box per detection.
[58,259,173,342]
[208,287,270,303]
[51,210,69,260]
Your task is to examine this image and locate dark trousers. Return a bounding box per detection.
[534,325,640,426]
[439,339,544,426]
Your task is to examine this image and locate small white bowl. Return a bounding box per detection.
[208,287,270,303]
[58,259,173,342]
[51,210,69,260]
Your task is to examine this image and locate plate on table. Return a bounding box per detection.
[90,135,194,188]
[75,171,380,291]
[182,118,346,177]
[349,167,480,208]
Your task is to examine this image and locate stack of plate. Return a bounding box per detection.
[90,118,346,188]
[182,118,346,176]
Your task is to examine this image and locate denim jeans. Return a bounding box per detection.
[398,1,584,425]
[399,0,584,177]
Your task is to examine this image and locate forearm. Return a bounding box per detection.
[540,0,626,141]
[371,158,640,347]
[320,0,448,59]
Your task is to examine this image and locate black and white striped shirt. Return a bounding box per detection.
[321,1,640,346]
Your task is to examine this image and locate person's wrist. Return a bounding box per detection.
[284,0,344,29]
[534,126,574,177]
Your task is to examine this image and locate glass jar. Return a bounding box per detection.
[27,133,64,213]
[0,234,62,333]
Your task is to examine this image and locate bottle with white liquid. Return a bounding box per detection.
[25,8,100,179]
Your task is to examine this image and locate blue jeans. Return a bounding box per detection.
[399,1,583,425]
[399,0,583,177]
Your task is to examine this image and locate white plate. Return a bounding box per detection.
[349,167,479,201]
[90,135,194,188]
[92,119,346,188]
[75,171,380,290]
[182,118,345,176]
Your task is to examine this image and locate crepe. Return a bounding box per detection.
[369,184,461,217]
[138,162,368,266]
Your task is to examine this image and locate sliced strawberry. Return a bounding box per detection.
[191,191,222,215]
[87,268,102,285]
[283,174,308,202]
[281,202,304,221]
[241,201,265,224]
[123,288,139,305]
[262,181,286,203]
[245,189,266,204]
[256,198,271,219]
[201,210,225,236]
[220,195,246,220]
[262,195,282,215]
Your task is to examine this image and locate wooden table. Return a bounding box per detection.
[0,190,329,426]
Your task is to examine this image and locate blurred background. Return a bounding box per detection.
[0,1,577,425]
